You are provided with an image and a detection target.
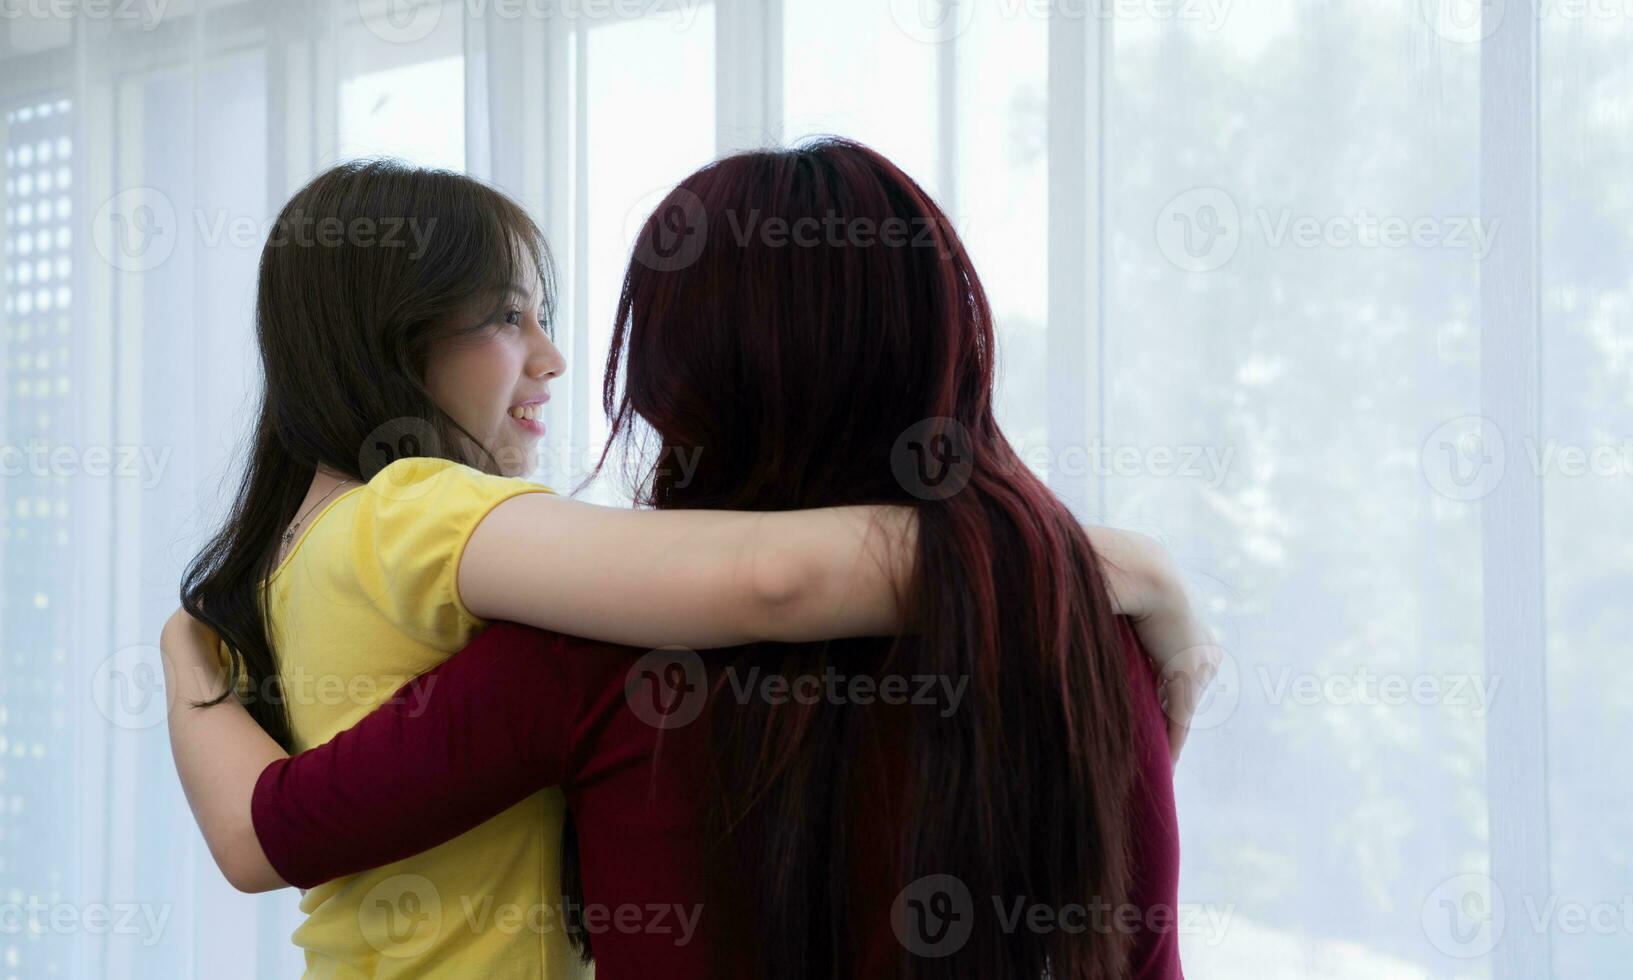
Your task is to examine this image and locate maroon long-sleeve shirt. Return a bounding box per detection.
[252,620,1185,978]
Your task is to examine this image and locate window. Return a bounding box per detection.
[550,4,716,496]
[0,2,1626,975]
[339,1,466,170]
[1,94,75,980]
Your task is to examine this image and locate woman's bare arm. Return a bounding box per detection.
[463,497,1218,756]
[1086,526,1222,765]
[160,610,288,892]
[460,496,917,649]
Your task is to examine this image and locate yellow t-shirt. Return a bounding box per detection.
[256,457,584,980]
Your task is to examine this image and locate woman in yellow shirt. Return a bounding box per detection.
[172,159,1214,979]
[179,160,922,980]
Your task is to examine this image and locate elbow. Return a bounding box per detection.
[221,855,285,895]
[1109,530,1188,618]
[747,509,911,643]
[223,862,284,895]
[209,826,286,894]
[1139,538,1188,612]
[748,545,819,641]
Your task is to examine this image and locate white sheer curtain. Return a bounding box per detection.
[1,1,1627,977]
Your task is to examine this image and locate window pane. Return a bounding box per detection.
[953,3,1048,461]
[1,94,77,980]
[1105,6,1488,975]
[783,0,940,196]
[339,1,465,170]
[568,8,715,496]
[1541,12,1633,978]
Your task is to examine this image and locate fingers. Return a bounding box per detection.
[1157,644,1226,767]
[1167,717,1188,767]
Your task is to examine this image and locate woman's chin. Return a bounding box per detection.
[489,441,541,478]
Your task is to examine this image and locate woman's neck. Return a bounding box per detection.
[312,465,353,486]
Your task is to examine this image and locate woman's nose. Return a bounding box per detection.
[528,331,567,380]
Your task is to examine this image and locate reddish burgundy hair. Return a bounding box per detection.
[597,138,1138,979]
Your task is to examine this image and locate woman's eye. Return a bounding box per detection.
[503,309,523,327]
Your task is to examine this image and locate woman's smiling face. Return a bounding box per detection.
[424,261,565,477]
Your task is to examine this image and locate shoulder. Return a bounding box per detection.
[348,456,555,569]
[331,460,553,644]
[361,457,553,512]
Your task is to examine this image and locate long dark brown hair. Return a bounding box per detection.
[595,139,1139,978]
[181,159,555,748]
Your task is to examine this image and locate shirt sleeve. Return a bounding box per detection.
[348,457,552,647]
[251,623,574,889]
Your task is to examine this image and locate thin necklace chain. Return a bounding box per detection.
[281,477,355,552]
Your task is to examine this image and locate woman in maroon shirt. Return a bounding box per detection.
[168,138,1198,978]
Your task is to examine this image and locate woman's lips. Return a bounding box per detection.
[507,399,548,436]
[508,413,546,436]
